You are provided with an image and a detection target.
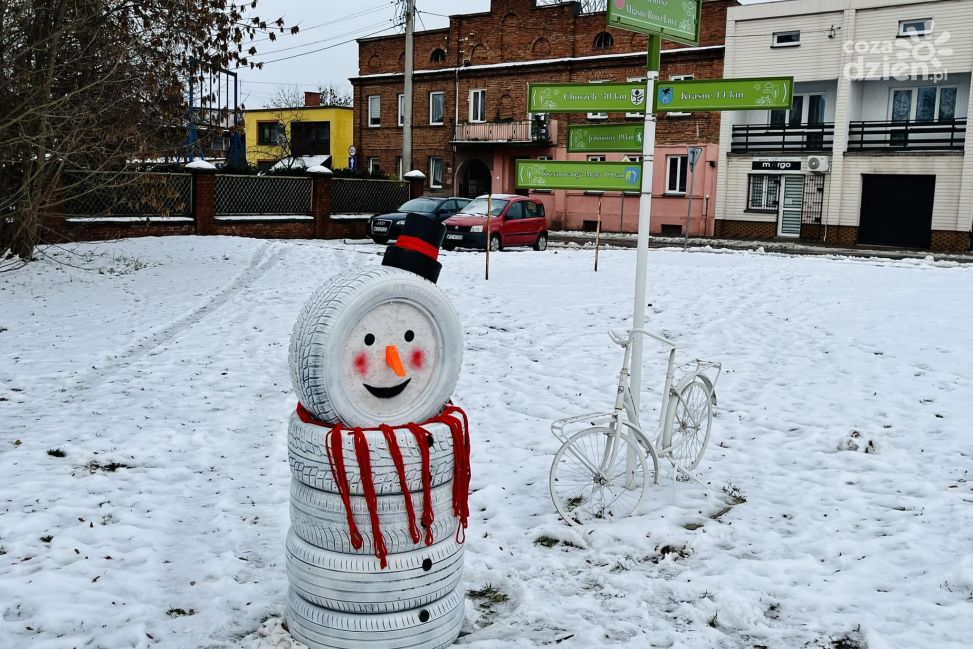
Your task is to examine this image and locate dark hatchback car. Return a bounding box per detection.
[368,197,471,244]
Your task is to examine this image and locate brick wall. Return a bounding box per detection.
[931,230,971,252]
[714,219,777,240]
[352,0,735,192]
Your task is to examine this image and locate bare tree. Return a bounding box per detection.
[0,0,297,265]
[268,83,353,109]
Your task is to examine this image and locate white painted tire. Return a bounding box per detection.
[290,481,459,554]
[288,412,457,495]
[285,528,464,614]
[287,587,465,649]
[289,266,463,428]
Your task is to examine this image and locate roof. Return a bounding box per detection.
[245,105,353,113]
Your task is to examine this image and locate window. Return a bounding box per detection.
[772,31,801,47]
[588,81,609,120]
[368,157,381,174]
[666,155,689,194]
[748,175,781,212]
[667,75,694,117]
[770,94,826,127]
[889,86,957,123]
[594,32,614,49]
[429,157,444,188]
[290,121,331,156]
[429,92,445,125]
[431,48,447,63]
[627,76,647,118]
[368,95,381,127]
[525,201,543,218]
[587,155,606,162]
[398,94,405,127]
[470,89,486,123]
[257,122,285,146]
[899,18,933,37]
[506,202,525,219]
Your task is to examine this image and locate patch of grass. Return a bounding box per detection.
[47,448,66,458]
[651,543,691,563]
[0,546,6,555]
[468,584,509,605]
[166,608,196,618]
[86,460,130,473]
[534,535,580,549]
[722,482,747,505]
[0,326,8,333]
[40,535,53,543]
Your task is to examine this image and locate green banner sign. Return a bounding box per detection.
[568,124,645,153]
[516,160,642,192]
[655,77,794,112]
[607,0,702,46]
[529,83,647,114]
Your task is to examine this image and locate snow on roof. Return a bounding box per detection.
[270,155,331,171]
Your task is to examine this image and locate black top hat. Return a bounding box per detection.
[382,213,446,284]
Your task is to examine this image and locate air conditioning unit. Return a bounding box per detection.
[807,155,830,174]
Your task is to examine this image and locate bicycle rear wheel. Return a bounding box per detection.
[662,378,713,472]
[549,427,650,527]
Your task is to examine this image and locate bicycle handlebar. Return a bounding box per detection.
[609,327,679,349]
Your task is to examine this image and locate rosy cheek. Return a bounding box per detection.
[410,349,425,370]
[353,353,368,377]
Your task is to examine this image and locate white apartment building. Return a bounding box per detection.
[715,0,972,252]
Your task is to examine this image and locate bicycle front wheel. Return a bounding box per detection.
[549,427,650,527]
[663,378,714,472]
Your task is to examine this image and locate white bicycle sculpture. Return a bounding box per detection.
[549,328,721,527]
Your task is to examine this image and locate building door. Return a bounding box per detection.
[778,175,804,237]
[460,159,491,198]
[859,175,935,248]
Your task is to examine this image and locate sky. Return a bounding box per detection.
[236,0,779,109]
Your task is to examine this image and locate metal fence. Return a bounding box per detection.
[63,172,193,218]
[215,174,313,216]
[332,178,410,215]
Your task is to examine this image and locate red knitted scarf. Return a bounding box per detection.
[295,403,471,568]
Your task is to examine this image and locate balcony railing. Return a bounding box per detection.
[452,120,557,145]
[731,123,835,153]
[848,119,966,152]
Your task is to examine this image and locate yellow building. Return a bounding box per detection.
[244,93,353,172]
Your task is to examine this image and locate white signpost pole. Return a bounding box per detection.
[627,35,661,475]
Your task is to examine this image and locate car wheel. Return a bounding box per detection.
[533,233,548,251]
[371,236,389,245]
[489,235,502,252]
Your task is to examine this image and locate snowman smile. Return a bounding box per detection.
[363,379,412,399]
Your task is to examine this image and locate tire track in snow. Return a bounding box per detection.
[59,243,285,400]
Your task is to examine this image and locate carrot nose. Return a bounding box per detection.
[385,345,407,378]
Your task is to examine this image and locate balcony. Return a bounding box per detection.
[731,123,834,153]
[452,120,557,146]
[848,119,966,152]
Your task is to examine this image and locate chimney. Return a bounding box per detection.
[304,91,322,107]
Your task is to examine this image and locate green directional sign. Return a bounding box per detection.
[655,77,794,112]
[516,160,642,192]
[607,0,702,46]
[529,83,647,114]
[568,124,645,153]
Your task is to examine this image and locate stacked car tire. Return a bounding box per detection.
[285,411,466,649]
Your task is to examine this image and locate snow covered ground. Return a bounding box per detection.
[1,237,971,649]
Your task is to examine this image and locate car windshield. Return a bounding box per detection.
[398,198,441,213]
[459,197,508,217]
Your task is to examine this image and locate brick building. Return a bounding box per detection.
[350,0,737,234]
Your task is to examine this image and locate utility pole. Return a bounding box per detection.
[402,0,416,176]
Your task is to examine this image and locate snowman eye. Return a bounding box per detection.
[364,333,375,346]
[404,330,415,342]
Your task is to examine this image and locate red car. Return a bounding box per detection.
[442,194,548,252]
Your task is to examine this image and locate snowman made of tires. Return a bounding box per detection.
[287,214,471,649]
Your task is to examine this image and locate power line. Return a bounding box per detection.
[242,23,404,67]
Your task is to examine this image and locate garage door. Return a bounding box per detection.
[859,174,935,249]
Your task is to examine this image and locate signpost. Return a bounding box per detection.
[655,77,794,113]
[607,0,702,47]
[568,123,644,153]
[684,146,703,250]
[516,160,642,192]
[528,83,647,114]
